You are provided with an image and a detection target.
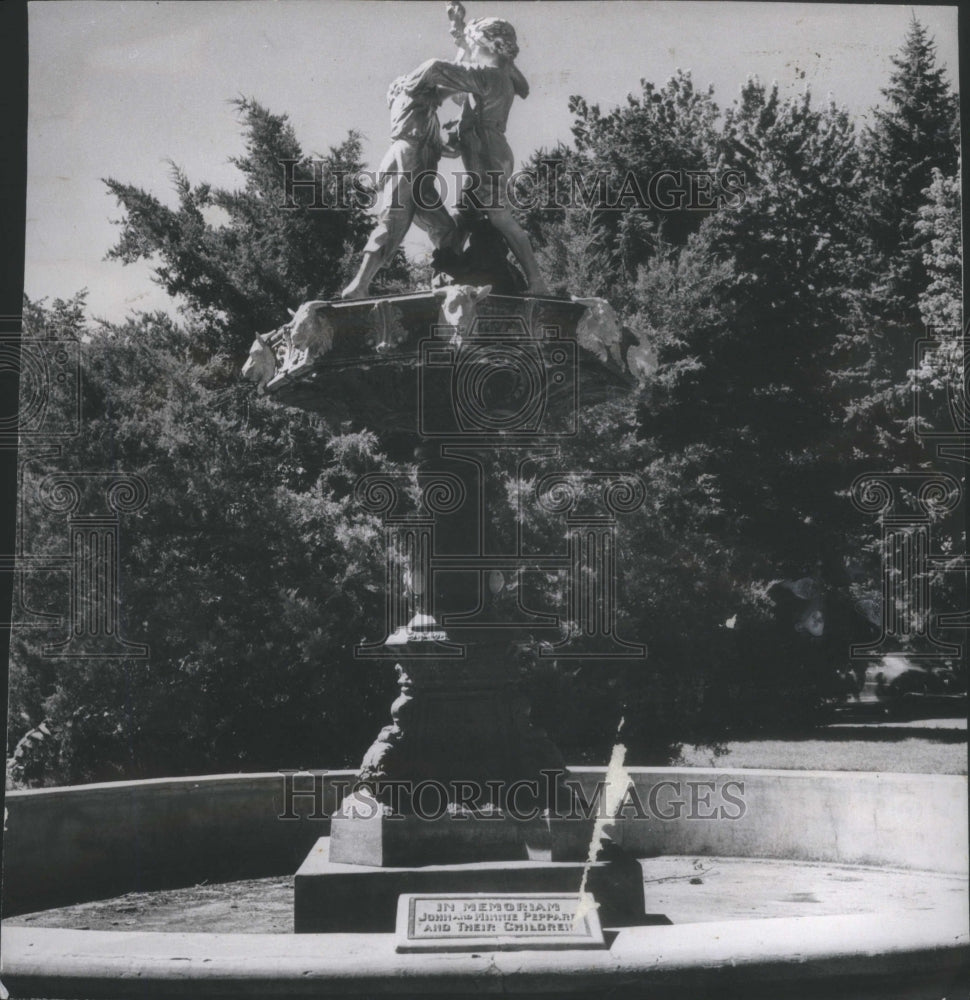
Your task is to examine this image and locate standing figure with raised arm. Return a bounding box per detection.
[402,7,550,295]
[340,69,462,299]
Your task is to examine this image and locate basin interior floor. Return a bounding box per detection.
[5,857,966,934]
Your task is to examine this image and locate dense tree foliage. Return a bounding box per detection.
[9,296,409,782]
[8,20,963,784]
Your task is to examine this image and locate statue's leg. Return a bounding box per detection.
[486,206,550,296]
[340,171,416,299]
[340,252,384,301]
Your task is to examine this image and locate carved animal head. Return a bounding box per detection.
[572,296,622,364]
[572,297,658,379]
[625,334,658,381]
[283,301,335,370]
[241,333,277,391]
[433,283,491,345]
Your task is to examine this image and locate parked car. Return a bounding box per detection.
[856,656,966,717]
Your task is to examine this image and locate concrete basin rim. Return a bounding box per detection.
[2,910,967,995]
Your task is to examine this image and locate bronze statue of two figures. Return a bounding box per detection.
[340,3,549,300]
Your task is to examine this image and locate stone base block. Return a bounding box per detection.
[295,837,649,933]
[523,815,598,863]
[329,802,594,868]
[330,809,520,867]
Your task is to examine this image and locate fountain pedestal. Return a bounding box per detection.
[263,291,650,932]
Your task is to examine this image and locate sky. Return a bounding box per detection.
[24,1,960,324]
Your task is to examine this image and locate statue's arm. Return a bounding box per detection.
[447,1,469,54]
[404,58,485,99]
[508,62,529,99]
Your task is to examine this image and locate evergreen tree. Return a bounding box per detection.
[837,18,960,472]
[863,15,959,320]
[916,167,962,333]
[911,165,963,448]
[526,71,722,296]
[103,99,383,354]
[911,168,966,639]
[534,207,618,299]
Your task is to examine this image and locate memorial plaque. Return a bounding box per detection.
[395,892,606,953]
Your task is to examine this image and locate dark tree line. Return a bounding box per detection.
[8,19,963,785]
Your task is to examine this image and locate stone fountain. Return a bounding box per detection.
[255,287,651,934]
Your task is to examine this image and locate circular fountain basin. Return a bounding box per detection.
[2,768,967,997]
